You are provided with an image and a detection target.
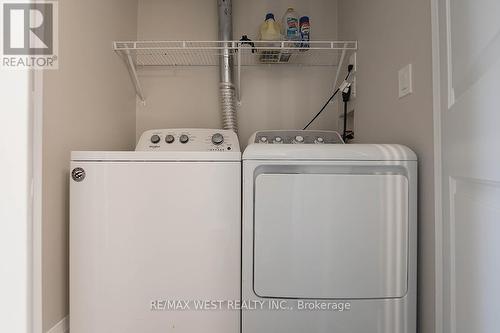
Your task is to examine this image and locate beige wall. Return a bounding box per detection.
[338,1,435,332]
[42,0,138,330]
[136,0,340,145]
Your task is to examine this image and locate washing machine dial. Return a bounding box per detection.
[259,137,268,144]
[150,135,161,144]
[315,137,325,144]
[179,135,189,144]
[211,133,224,145]
[165,135,175,144]
[273,137,283,144]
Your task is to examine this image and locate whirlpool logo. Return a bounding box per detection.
[1,1,58,69]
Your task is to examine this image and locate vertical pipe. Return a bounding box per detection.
[217,0,238,133]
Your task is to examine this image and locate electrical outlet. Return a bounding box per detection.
[398,64,413,98]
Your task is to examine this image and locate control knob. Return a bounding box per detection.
[150,135,161,144]
[165,135,175,144]
[295,135,305,144]
[211,133,224,145]
[315,137,325,144]
[273,137,283,144]
[259,137,268,144]
[179,135,189,144]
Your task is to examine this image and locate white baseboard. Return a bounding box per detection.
[46,316,69,333]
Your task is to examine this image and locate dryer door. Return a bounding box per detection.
[253,173,408,299]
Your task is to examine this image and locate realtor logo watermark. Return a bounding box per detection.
[1,1,58,69]
[151,300,352,313]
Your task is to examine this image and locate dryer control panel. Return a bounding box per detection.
[136,129,240,152]
[251,130,344,145]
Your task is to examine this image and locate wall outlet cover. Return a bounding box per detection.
[398,64,413,98]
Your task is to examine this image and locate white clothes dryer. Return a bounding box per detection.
[242,130,417,333]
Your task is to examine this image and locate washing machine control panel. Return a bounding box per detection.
[136,129,240,152]
[253,131,344,145]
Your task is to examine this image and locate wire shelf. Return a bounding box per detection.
[114,40,358,102]
[115,40,357,67]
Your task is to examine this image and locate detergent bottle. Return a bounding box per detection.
[281,8,300,44]
[259,13,282,62]
[259,13,282,43]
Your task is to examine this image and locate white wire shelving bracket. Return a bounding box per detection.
[114,40,358,103]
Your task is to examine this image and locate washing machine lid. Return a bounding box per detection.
[244,143,417,161]
[71,151,241,162]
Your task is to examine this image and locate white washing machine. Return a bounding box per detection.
[70,129,241,333]
[242,130,417,333]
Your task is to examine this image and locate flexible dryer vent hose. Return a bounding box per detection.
[217,0,238,133]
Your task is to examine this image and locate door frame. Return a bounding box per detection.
[31,0,45,330]
[31,70,44,333]
[430,0,443,332]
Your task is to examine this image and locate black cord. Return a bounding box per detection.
[302,87,342,130]
[342,86,352,142]
[303,65,354,131]
[343,99,348,142]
